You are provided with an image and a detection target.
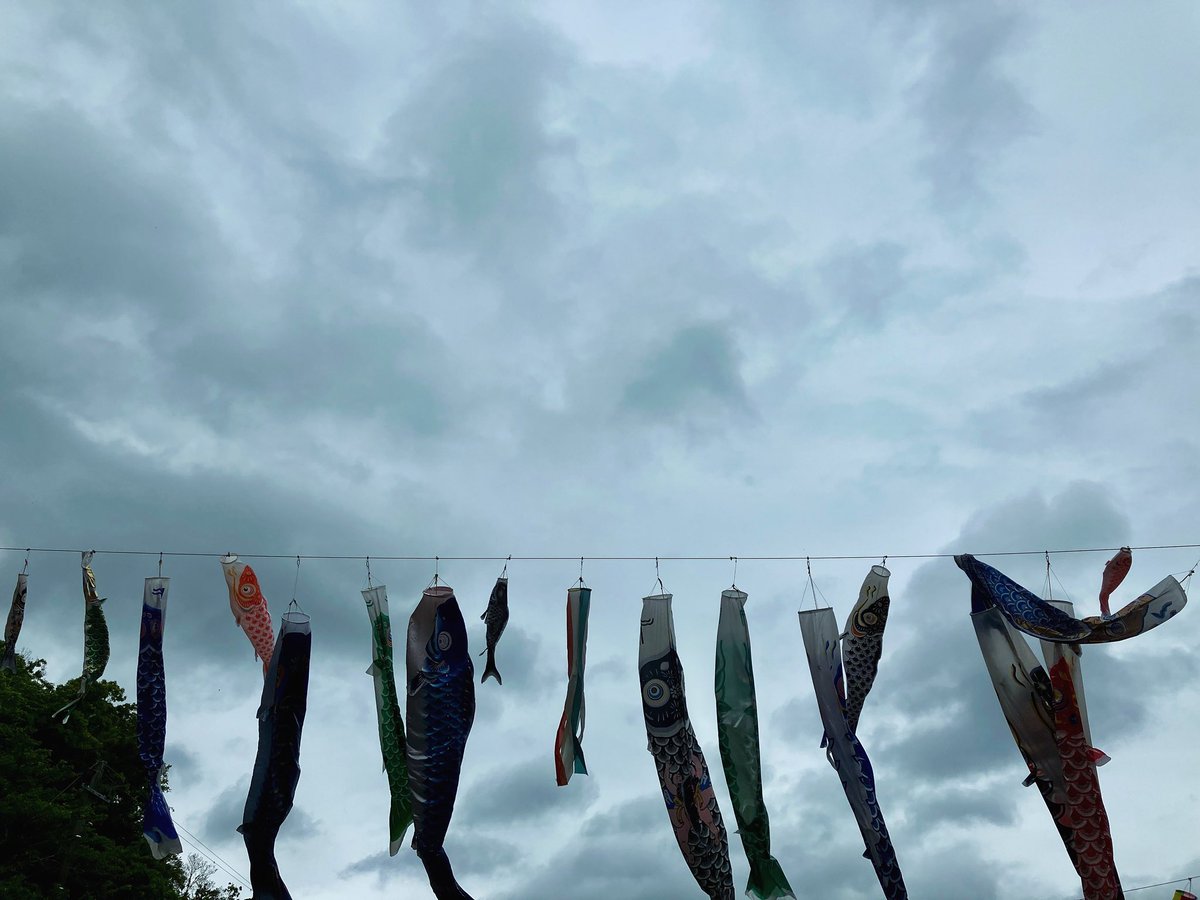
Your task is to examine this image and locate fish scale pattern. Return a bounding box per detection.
[647,718,735,899]
[221,556,276,672]
[800,606,908,900]
[136,579,181,858]
[1049,658,1123,900]
[407,589,476,900]
[842,594,890,735]
[957,554,1185,644]
[641,593,734,900]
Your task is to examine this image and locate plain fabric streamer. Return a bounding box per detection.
[554,586,591,786]
[136,576,182,859]
[239,610,312,900]
[641,592,735,900]
[714,589,794,899]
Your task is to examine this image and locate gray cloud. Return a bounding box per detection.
[621,323,752,423]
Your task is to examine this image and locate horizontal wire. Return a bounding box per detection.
[1078,873,1197,896]
[174,818,252,890]
[3,543,1200,563]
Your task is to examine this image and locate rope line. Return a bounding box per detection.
[3,542,1200,563]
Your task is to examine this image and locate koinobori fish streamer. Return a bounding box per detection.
[136,576,183,859]
[714,588,794,900]
[239,609,312,900]
[407,585,476,900]
[641,592,734,900]
[53,551,111,722]
[221,554,276,672]
[1,572,29,672]
[799,600,907,899]
[959,555,1133,899]
[554,585,591,786]
[362,584,413,856]
[841,565,892,735]
[955,552,1185,644]
[479,576,510,685]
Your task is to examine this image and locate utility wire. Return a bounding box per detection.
[174,817,252,891]
[1072,873,1197,897]
[3,542,1200,563]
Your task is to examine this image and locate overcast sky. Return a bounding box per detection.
[2,2,1199,898]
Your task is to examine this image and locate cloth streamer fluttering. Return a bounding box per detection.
[136,576,182,859]
[1,572,29,672]
[554,585,591,786]
[799,566,907,899]
[641,591,735,900]
[221,554,276,673]
[362,584,413,856]
[954,552,1172,900]
[479,577,509,685]
[714,588,795,899]
[239,608,312,900]
[406,585,476,900]
[53,551,110,722]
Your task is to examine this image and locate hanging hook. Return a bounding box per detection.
[158,552,163,578]
[654,556,666,595]
[365,555,372,588]
[22,549,30,575]
[1045,550,1053,601]
[730,556,738,588]
[578,556,584,586]
[881,554,887,567]
[501,554,511,579]
[434,555,440,587]
[291,555,302,608]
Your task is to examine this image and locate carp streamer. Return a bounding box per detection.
[362,584,413,856]
[798,567,907,900]
[221,554,276,672]
[554,585,591,786]
[641,592,734,899]
[954,552,1181,900]
[136,576,182,859]
[53,551,110,723]
[406,586,476,900]
[239,610,312,900]
[1,571,29,672]
[714,588,794,899]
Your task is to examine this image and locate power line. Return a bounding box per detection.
[174,817,252,891]
[1072,873,1197,897]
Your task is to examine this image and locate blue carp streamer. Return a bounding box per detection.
[136,577,182,859]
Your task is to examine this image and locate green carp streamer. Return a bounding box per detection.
[714,589,795,899]
[362,585,413,854]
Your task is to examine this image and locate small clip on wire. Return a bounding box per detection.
[365,555,372,588]
[22,549,30,576]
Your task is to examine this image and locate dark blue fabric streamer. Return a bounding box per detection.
[239,612,312,900]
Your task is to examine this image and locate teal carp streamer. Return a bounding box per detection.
[53,551,110,723]
[362,585,413,855]
[714,589,795,900]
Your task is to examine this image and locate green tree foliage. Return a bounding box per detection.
[0,650,241,899]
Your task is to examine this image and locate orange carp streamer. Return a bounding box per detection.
[221,554,275,673]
